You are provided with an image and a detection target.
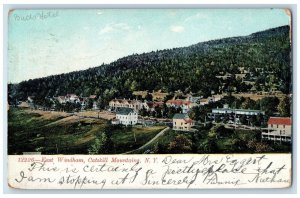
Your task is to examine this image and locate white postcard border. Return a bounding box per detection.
[1,1,299,195]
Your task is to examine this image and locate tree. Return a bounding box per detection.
[168,134,192,153]
[198,138,218,153]
[246,140,271,153]
[237,82,251,92]
[167,106,177,119]
[257,97,280,116]
[145,93,153,101]
[73,102,81,112]
[88,132,108,154]
[230,138,247,152]
[154,106,162,118]
[54,101,63,111]
[278,96,291,117]
[164,93,174,102]
[188,110,196,121]
[43,98,53,110]
[64,102,76,112]
[154,143,166,154]
[221,96,242,109]
[188,106,208,122]
[239,115,248,125]
[208,125,233,139]
[85,98,93,109]
[208,126,219,139]
[130,80,138,92]
[241,97,256,109]
[139,106,149,117]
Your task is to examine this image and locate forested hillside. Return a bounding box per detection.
[8,25,291,107]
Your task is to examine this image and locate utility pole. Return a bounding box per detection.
[133,131,136,142]
[234,101,237,130]
[259,99,262,131]
[56,144,59,154]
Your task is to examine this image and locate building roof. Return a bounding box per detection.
[173,113,186,119]
[66,94,78,98]
[166,100,191,106]
[110,99,142,104]
[184,118,194,123]
[153,102,164,107]
[173,113,194,123]
[268,117,292,126]
[89,95,97,99]
[235,109,263,113]
[212,108,264,113]
[80,97,88,101]
[116,107,135,115]
[212,94,223,99]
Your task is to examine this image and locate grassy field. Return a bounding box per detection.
[8,108,291,154]
[232,93,287,101]
[75,111,115,120]
[8,108,165,154]
[111,126,166,154]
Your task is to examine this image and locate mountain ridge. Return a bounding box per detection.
[11,25,290,84]
[8,25,291,107]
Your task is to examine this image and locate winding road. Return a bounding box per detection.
[124,126,170,154]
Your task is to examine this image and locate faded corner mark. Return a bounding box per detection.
[284,8,291,17]
[8,181,19,189]
[8,9,15,17]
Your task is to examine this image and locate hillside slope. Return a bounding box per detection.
[8,25,291,106]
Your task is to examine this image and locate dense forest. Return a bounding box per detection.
[8,25,291,107]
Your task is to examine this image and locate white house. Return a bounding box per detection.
[199,98,209,106]
[57,96,66,104]
[142,101,164,112]
[113,107,138,126]
[79,97,88,110]
[93,101,99,110]
[65,94,80,103]
[166,100,194,113]
[111,118,120,125]
[27,96,35,103]
[109,99,143,111]
[262,117,292,143]
[211,94,223,102]
[186,96,201,103]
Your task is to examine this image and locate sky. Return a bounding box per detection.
[8,9,290,83]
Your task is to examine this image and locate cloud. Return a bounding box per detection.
[184,13,209,22]
[99,23,130,34]
[99,25,114,34]
[170,25,185,33]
